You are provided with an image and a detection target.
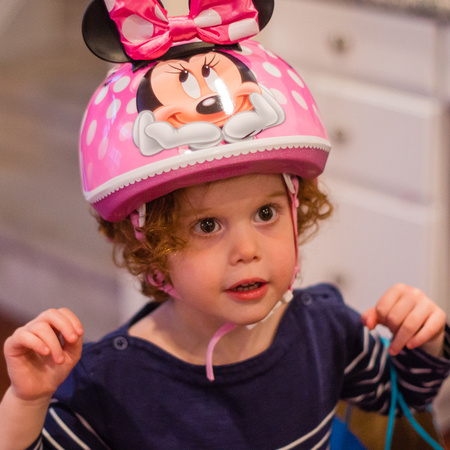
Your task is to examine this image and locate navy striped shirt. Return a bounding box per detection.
[30,284,450,449]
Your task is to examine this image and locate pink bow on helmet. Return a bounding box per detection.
[104,0,260,60]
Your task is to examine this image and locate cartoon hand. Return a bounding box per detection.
[133,111,222,155]
[222,87,285,143]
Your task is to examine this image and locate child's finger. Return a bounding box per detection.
[361,307,378,330]
[374,284,417,324]
[406,308,447,351]
[5,328,51,358]
[387,301,436,355]
[379,296,416,336]
[373,284,406,317]
[6,322,64,364]
[58,308,84,338]
[25,321,68,364]
[35,309,82,345]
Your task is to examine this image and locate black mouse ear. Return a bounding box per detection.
[253,0,274,32]
[82,0,133,63]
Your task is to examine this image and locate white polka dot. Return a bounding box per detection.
[119,123,133,141]
[270,88,287,105]
[263,62,282,78]
[236,45,252,56]
[288,69,305,88]
[106,99,121,119]
[194,9,222,27]
[113,76,130,93]
[228,18,259,41]
[98,137,109,160]
[104,0,115,12]
[80,109,88,133]
[154,4,168,22]
[131,74,143,92]
[313,104,325,126]
[126,99,137,115]
[292,91,308,110]
[94,85,108,105]
[258,44,276,58]
[86,120,97,146]
[122,15,154,43]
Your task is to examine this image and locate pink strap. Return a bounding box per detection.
[131,206,180,298]
[282,174,300,290]
[206,322,237,381]
[147,271,180,299]
[106,0,260,60]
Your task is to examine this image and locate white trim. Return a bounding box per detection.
[311,428,332,450]
[42,429,65,450]
[344,327,370,375]
[84,136,331,203]
[277,407,336,450]
[75,412,110,448]
[49,408,90,449]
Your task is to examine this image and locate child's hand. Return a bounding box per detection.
[361,284,446,358]
[3,308,84,402]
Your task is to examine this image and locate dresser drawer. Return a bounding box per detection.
[442,25,450,101]
[303,73,442,203]
[259,0,437,94]
[298,179,448,314]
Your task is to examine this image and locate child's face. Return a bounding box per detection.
[167,174,296,330]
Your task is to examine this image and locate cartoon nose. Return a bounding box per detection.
[196,95,224,115]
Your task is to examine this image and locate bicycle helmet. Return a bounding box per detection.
[80,0,331,222]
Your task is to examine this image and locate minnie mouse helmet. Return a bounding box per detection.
[80,0,331,222]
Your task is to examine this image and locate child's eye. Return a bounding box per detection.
[193,218,220,234]
[255,205,277,222]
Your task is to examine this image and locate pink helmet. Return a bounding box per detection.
[80,0,331,222]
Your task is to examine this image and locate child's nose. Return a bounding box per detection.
[229,225,261,265]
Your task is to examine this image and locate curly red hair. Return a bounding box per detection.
[97,177,332,302]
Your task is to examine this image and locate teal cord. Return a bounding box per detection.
[384,338,397,450]
[396,390,443,449]
[382,337,443,450]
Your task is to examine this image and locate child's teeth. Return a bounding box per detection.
[235,282,260,291]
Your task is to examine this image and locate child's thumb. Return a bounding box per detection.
[361,307,378,330]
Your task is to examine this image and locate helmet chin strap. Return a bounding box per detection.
[130,174,300,382]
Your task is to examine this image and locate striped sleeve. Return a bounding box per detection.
[341,325,450,415]
[27,400,110,450]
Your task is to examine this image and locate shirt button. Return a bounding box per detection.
[113,336,129,350]
[301,293,313,306]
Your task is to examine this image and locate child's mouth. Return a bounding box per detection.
[233,282,263,292]
[226,280,268,300]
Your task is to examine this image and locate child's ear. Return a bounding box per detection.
[82,0,132,63]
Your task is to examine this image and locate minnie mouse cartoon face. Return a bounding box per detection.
[139,51,261,128]
[133,50,285,156]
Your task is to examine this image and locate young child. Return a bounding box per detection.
[1,0,449,448]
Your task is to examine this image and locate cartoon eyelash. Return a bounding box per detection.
[204,54,219,68]
[167,63,188,74]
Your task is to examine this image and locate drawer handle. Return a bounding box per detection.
[330,128,350,146]
[327,34,354,55]
[329,272,350,291]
